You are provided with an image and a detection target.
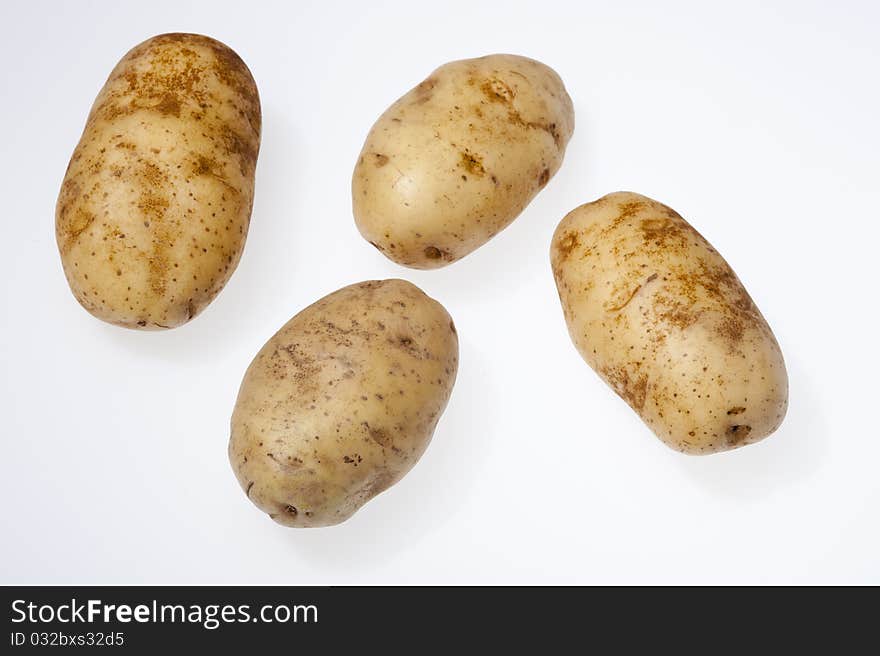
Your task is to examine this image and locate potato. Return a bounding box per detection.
[229,280,459,527]
[353,54,574,269]
[551,192,788,454]
[55,33,260,329]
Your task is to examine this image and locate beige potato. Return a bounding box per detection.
[353,54,574,269]
[56,33,260,329]
[229,279,459,527]
[551,192,788,454]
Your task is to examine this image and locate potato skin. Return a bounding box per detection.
[229,280,459,527]
[353,54,574,269]
[551,192,788,454]
[56,33,261,329]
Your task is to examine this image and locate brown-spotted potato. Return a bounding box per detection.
[551,192,788,454]
[229,280,459,527]
[56,33,260,329]
[353,54,574,269]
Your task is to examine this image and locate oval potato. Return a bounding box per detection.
[353,54,574,269]
[56,33,261,329]
[229,280,459,527]
[551,192,788,454]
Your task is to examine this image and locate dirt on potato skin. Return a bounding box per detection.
[229,280,460,528]
[352,53,575,270]
[551,192,788,455]
[56,33,261,329]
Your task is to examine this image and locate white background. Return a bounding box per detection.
[1,0,878,584]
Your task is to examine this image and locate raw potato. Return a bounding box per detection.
[229,280,459,527]
[551,192,788,454]
[353,54,574,269]
[56,33,261,329]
